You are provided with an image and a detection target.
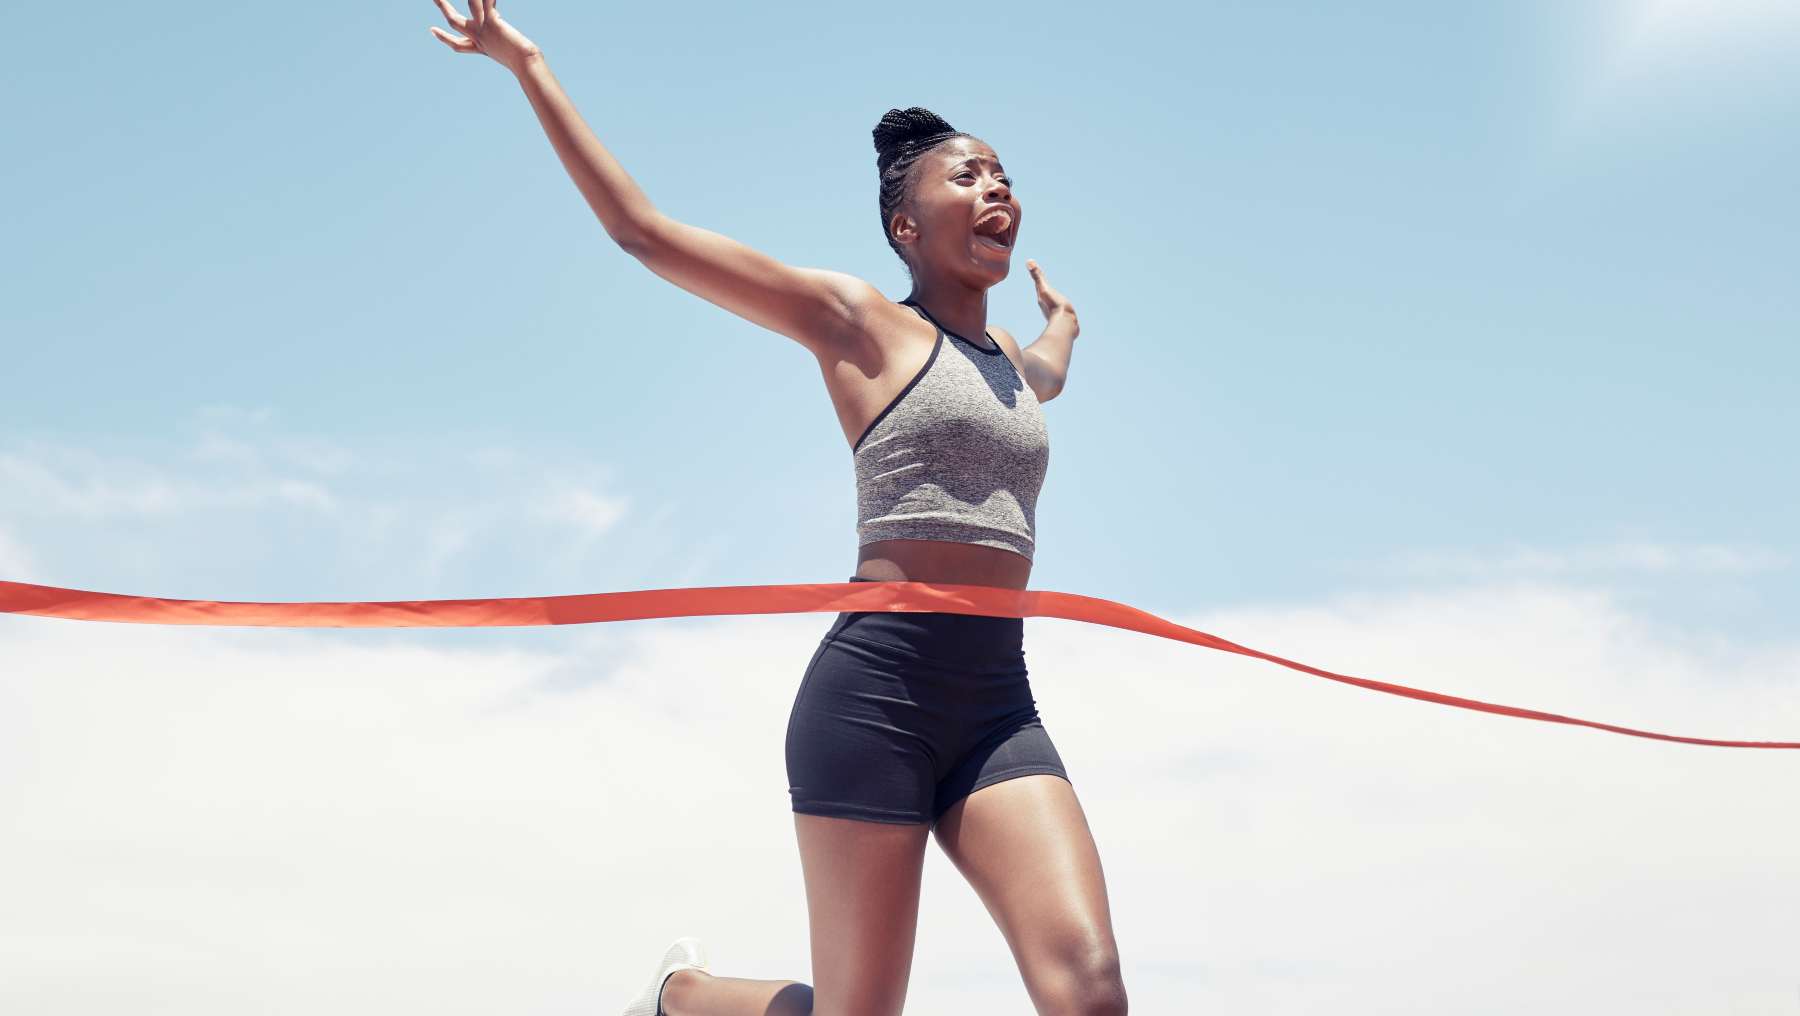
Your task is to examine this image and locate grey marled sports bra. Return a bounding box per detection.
[852,300,1050,561]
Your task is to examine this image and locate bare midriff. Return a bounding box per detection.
[854,538,1032,591]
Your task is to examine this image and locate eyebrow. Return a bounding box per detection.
[952,157,1009,174]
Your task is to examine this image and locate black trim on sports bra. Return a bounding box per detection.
[853,312,944,453]
[901,299,1002,355]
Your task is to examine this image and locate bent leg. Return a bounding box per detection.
[934,774,1128,1016]
[660,812,926,1016]
[796,812,930,1016]
[660,970,812,1016]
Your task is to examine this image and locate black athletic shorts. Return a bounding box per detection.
[785,576,1070,826]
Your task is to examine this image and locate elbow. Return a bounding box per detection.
[613,212,665,260]
[614,229,650,260]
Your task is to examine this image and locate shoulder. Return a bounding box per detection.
[815,275,926,355]
[988,323,1059,404]
[987,323,1030,373]
[828,274,928,343]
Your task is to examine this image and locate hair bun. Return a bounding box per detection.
[873,106,959,174]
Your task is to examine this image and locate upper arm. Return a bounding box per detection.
[991,325,1062,403]
[622,213,881,357]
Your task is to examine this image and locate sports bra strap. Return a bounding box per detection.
[901,300,999,354]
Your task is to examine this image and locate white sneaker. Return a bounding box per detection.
[620,936,710,1016]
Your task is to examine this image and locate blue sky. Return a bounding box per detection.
[4,2,1797,1012]
[4,1,1795,636]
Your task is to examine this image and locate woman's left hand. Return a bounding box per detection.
[429,0,542,75]
[1026,259,1078,332]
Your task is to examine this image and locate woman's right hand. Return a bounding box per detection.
[429,0,542,75]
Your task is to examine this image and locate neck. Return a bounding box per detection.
[903,281,991,346]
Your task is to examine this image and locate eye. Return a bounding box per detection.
[958,172,1014,187]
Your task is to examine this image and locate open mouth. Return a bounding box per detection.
[973,209,1015,253]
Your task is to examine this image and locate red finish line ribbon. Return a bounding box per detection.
[3,577,1795,750]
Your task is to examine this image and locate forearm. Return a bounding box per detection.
[512,53,658,249]
[1028,309,1079,395]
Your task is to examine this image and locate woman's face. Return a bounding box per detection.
[891,138,1021,283]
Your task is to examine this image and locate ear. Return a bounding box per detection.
[890,213,917,246]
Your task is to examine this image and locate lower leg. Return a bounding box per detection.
[659,969,813,1016]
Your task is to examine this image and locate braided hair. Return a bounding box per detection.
[873,106,974,277]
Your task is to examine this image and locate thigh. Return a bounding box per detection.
[786,634,940,825]
[795,813,931,1016]
[933,706,1067,822]
[932,774,1125,1006]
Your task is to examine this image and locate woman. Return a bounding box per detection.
[428,4,1120,1014]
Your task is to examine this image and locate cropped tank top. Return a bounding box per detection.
[853,300,1051,561]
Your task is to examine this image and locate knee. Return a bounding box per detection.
[1036,945,1128,1016]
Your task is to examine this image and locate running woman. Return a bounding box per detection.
[428,5,1115,1014]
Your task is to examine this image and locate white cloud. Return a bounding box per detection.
[1556,0,1800,128]
[187,431,264,468]
[0,431,648,594]
[418,508,483,578]
[1606,0,1800,73]
[1511,0,1799,210]
[535,484,630,541]
[1,578,1793,1014]
[0,524,40,581]
[0,443,339,518]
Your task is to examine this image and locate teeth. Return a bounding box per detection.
[975,210,1013,234]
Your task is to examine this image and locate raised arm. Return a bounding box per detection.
[430,1,879,357]
[620,215,883,359]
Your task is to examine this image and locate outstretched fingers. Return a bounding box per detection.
[428,0,539,71]
[1026,260,1076,323]
[429,25,476,53]
[431,0,468,32]
[428,0,474,52]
